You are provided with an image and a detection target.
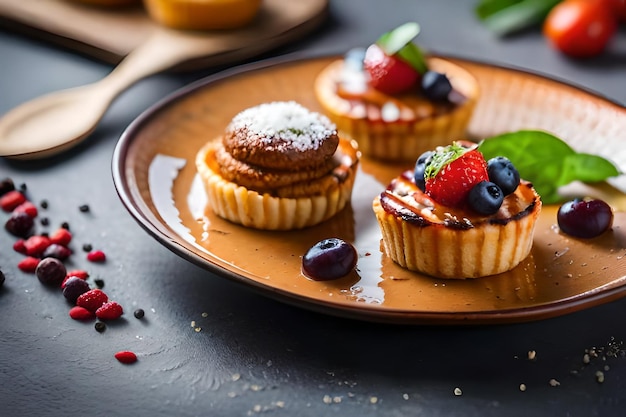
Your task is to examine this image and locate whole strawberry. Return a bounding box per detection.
[424,143,489,207]
[364,44,419,95]
[363,22,427,95]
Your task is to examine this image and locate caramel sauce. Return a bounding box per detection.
[379,170,539,230]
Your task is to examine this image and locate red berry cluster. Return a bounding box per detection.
[1,177,137,364]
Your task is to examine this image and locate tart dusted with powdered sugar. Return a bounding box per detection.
[195,101,360,230]
[314,22,479,162]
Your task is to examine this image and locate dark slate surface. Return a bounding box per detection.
[1,1,626,416]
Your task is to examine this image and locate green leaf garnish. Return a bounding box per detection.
[376,22,428,74]
[377,22,420,55]
[397,43,428,75]
[424,143,467,180]
[478,130,621,204]
[475,0,561,37]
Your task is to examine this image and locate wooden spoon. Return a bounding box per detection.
[0,27,253,159]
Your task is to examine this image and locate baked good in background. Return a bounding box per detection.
[314,22,479,162]
[195,101,360,230]
[373,141,541,279]
[68,0,262,30]
[143,0,262,30]
[68,0,140,6]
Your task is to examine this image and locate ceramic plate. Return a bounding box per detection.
[112,55,626,325]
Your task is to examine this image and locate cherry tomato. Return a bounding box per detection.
[604,0,626,21]
[543,0,618,58]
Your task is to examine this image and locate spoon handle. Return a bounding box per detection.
[93,28,237,98]
[0,28,238,159]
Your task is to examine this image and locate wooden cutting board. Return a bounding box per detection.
[0,0,329,68]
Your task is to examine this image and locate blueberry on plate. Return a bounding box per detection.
[302,238,357,281]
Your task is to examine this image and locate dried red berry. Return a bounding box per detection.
[24,235,52,257]
[86,250,106,263]
[76,289,108,312]
[69,306,95,320]
[17,257,40,273]
[0,190,26,212]
[114,350,137,364]
[13,201,38,218]
[96,301,124,320]
[49,228,72,246]
[13,239,27,254]
[65,269,89,281]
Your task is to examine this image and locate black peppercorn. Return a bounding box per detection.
[95,322,106,333]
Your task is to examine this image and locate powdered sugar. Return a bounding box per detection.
[227,101,336,151]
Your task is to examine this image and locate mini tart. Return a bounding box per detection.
[195,102,360,230]
[144,0,262,30]
[372,170,541,279]
[314,57,479,162]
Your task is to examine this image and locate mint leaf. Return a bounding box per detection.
[478,130,621,204]
[397,43,428,74]
[376,22,428,74]
[475,0,523,19]
[377,22,420,55]
[475,0,560,37]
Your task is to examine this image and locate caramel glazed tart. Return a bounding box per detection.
[373,170,542,279]
[196,101,360,230]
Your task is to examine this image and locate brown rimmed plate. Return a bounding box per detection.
[112,54,626,325]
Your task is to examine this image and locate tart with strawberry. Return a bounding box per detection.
[372,142,542,279]
[314,22,479,162]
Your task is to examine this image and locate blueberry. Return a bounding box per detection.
[35,257,67,286]
[487,156,520,196]
[0,177,15,196]
[5,211,34,237]
[468,181,504,215]
[62,277,90,304]
[557,198,613,238]
[0,270,5,287]
[421,71,452,101]
[302,238,357,281]
[414,150,434,192]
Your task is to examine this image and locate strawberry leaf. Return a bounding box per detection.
[377,22,428,74]
[478,130,621,204]
[424,143,467,180]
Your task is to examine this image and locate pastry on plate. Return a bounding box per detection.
[373,141,541,279]
[195,101,360,230]
[314,22,479,162]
